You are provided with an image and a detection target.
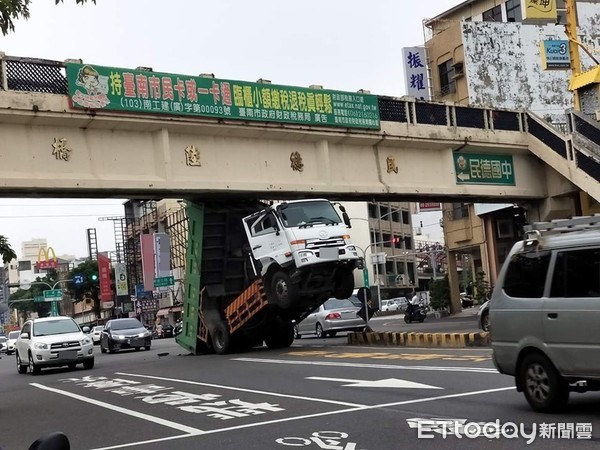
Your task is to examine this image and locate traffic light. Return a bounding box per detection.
[90,272,98,282]
[391,236,401,245]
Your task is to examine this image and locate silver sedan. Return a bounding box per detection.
[295,298,366,338]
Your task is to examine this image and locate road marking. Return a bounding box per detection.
[307,376,442,389]
[115,372,364,407]
[30,382,203,434]
[232,357,499,373]
[90,385,515,449]
[288,350,491,362]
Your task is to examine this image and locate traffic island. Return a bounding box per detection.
[347,331,490,348]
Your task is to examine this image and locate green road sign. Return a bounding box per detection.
[154,276,175,288]
[454,152,515,185]
[43,289,63,301]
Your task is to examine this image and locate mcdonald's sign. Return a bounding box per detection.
[36,247,58,270]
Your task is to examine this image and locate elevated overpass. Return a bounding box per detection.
[0,54,599,210]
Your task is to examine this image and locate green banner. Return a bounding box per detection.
[453,152,515,186]
[66,63,380,130]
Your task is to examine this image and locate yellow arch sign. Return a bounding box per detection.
[37,246,58,269]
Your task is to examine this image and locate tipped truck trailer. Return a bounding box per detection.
[176,199,361,354]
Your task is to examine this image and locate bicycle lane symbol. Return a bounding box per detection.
[276,431,365,449]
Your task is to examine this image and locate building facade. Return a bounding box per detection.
[423,0,600,308]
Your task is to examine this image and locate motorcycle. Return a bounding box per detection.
[404,301,427,323]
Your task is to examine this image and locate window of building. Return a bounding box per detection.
[368,203,378,219]
[452,203,469,220]
[438,60,456,96]
[483,4,502,22]
[506,0,522,22]
[18,260,31,271]
[392,211,401,223]
[503,251,551,298]
[551,248,600,297]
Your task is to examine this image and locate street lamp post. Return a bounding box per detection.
[22,280,71,317]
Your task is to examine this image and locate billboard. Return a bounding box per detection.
[522,0,557,21]
[98,252,113,307]
[540,40,570,70]
[140,234,155,292]
[402,47,430,100]
[114,262,128,296]
[66,63,380,130]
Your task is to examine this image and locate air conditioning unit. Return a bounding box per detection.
[595,110,600,122]
[452,62,464,79]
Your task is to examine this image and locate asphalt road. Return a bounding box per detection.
[1,336,599,449]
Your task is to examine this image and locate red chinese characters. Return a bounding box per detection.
[123,73,136,98]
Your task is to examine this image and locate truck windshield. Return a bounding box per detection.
[277,201,341,228]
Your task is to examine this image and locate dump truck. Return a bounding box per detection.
[176,198,362,354]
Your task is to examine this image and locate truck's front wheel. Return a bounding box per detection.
[212,322,231,355]
[333,269,355,299]
[270,271,298,309]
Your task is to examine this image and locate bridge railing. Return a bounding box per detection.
[0,54,529,134]
[527,111,600,184]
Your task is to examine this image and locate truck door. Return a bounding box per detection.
[244,212,289,268]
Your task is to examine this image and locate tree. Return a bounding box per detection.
[429,274,450,311]
[67,259,100,319]
[8,271,57,320]
[0,0,96,36]
[473,271,490,305]
[0,235,17,264]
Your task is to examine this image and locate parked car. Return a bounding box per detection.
[391,297,408,312]
[294,298,366,338]
[100,318,152,353]
[477,300,490,331]
[0,335,7,353]
[15,317,94,375]
[90,326,104,344]
[6,330,20,355]
[380,299,399,312]
[491,217,600,413]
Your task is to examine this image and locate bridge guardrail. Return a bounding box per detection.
[0,53,528,134]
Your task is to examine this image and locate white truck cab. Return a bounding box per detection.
[243,199,360,308]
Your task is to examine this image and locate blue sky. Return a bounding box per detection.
[0,0,456,257]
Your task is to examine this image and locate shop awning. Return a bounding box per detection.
[157,306,182,317]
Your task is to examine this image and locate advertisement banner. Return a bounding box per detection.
[98,252,113,303]
[114,262,128,296]
[419,202,442,212]
[66,63,380,130]
[140,234,155,292]
[402,47,430,100]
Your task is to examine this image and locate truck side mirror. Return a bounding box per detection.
[342,211,351,228]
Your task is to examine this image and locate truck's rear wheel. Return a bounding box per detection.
[333,269,354,299]
[265,317,295,349]
[212,322,231,355]
[270,271,297,309]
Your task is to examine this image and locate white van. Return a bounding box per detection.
[491,215,600,412]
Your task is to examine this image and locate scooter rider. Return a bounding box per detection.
[406,291,420,317]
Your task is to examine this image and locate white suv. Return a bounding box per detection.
[15,316,94,375]
[491,216,600,412]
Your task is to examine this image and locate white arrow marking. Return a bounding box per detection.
[307,376,442,389]
[457,172,470,181]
